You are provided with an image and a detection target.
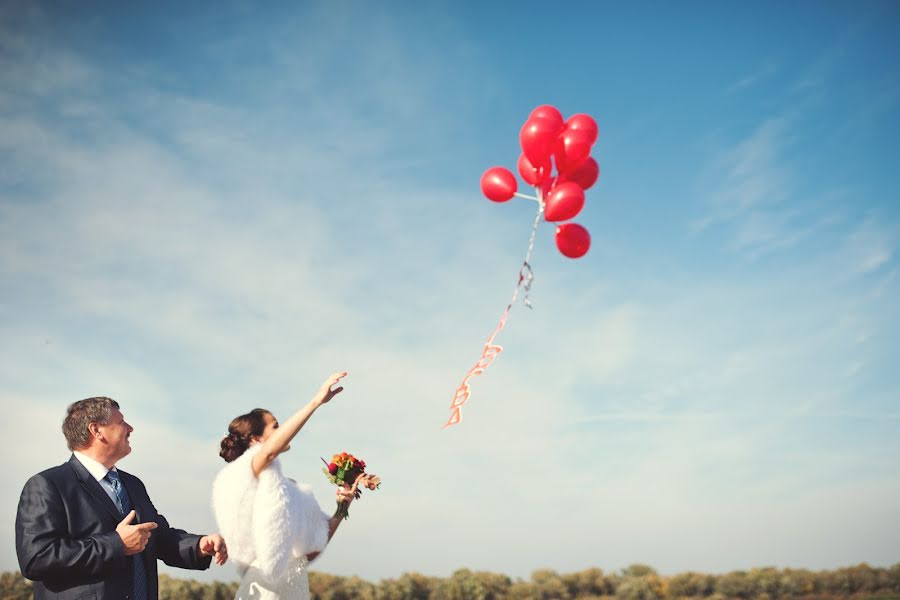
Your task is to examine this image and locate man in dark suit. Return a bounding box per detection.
[15,396,228,600]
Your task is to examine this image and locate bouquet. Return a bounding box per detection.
[321,452,380,519]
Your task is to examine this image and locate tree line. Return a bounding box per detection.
[2,562,899,599]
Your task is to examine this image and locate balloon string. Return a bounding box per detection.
[520,187,543,308]
[443,195,544,429]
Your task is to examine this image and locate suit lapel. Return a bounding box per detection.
[67,455,123,520]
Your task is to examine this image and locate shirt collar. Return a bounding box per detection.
[73,451,117,482]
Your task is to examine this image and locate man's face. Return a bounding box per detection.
[97,408,134,461]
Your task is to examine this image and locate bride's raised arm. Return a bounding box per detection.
[251,371,347,478]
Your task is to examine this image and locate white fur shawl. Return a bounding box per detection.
[212,445,331,580]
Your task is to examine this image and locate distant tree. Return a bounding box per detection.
[431,568,488,600]
[157,573,238,599]
[778,568,815,597]
[616,575,663,600]
[530,569,572,600]
[847,563,880,593]
[375,577,404,600]
[669,571,715,598]
[563,567,609,597]
[874,565,895,592]
[158,574,194,599]
[606,572,624,596]
[205,580,240,599]
[747,567,780,597]
[823,567,856,595]
[0,571,32,600]
[311,572,348,599]
[697,573,717,597]
[376,572,436,600]
[333,575,378,600]
[715,571,753,599]
[8,562,900,600]
[507,581,539,599]
[889,563,900,592]
[622,565,658,578]
[473,570,513,599]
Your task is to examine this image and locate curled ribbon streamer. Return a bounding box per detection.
[444,196,543,428]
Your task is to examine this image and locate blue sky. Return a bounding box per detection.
[1,0,898,583]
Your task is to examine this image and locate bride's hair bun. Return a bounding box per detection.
[219,432,247,463]
[219,408,271,462]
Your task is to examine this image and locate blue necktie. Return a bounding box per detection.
[106,470,148,600]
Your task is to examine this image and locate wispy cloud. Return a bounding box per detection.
[692,118,796,246]
[725,62,778,95]
[843,218,895,276]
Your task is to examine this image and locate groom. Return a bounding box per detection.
[15,396,228,600]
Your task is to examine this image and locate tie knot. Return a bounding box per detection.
[106,470,120,484]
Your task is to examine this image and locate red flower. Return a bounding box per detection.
[328,462,338,475]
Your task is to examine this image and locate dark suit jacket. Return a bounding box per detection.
[15,455,212,600]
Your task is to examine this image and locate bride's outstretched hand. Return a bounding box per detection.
[360,473,381,491]
[347,473,381,499]
[336,474,368,503]
[336,485,356,505]
[317,371,348,406]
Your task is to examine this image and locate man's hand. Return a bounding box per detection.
[316,371,348,406]
[199,534,228,566]
[116,510,158,556]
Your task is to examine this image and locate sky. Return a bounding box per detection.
[1,0,899,585]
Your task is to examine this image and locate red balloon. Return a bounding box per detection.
[517,153,552,186]
[519,117,558,169]
[528,105,564,134]
[555,223,591,258]
[567,156,600,190]
[553,128,593,176]
[480,166,517,202]
[539,176,556,202]
[544,181,585,222]
[565,113,598,145]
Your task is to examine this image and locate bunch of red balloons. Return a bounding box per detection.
[480,105,599,259]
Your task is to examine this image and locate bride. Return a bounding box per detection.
[212,371,375,599]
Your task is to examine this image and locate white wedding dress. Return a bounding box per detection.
[234,556,312,599]
[212,444,332,599]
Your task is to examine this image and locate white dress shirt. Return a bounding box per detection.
[73,451,122,511]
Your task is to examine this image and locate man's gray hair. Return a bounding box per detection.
[62,397,120,451]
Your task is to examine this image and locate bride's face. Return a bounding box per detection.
[257,412,289,451]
